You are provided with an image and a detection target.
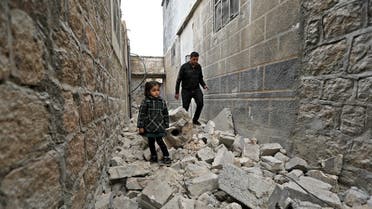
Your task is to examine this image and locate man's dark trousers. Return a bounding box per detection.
[181,88,203,122]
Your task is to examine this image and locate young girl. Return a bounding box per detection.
[137,81,171,165]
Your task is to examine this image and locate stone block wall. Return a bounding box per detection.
[293,0,372,193]
[0,0,129,208]
[164,0,301,148]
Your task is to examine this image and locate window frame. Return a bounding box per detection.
[214,0,239,32]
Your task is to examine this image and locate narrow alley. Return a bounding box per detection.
[0,0,371,209]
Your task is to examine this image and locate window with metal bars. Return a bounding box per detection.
[214,0,239,32]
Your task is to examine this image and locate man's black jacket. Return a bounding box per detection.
[175,62,206,94]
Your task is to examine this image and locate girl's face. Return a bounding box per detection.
[150,85,160,98]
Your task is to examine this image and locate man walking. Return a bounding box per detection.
[175,52,208,125]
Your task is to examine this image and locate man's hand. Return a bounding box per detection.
[139,128,145,135]
[175,94,179,100]
[203,85,209,90]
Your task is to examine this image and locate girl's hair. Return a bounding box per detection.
[144,81,161,97]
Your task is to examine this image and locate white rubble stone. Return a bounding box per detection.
[242,143,260,162]
[126,178,142,190]
[219,132,236,148]
[291,200,322,209]
[285,156,309,172]
[260,143,283,156]
[261,156,284,172]
[219,164,276,209]
[197,147,215,163]
[222,202,242,209]
[238,157,255,167]
[211,108,235,134]
[232,136,250,154]
[195,200,215,209]
[95,193,110,209]
[165,107,193,148]
[320,154,343,175]
[185,163,211,178]
[287,169,304,181]
[186,172,219,197]
[108,162,151,180]
[204,120,216,135]
[109,156,125,167]
[283,176,342,208]
[344,187,369,207]
[212,145,234,168]
[113,196,139,209]
[180,156,198,169]
[274,152,290,162]
[243,166,263,176]
[306,170,338,192]
[198,192,220,208]
[139,179,174,209]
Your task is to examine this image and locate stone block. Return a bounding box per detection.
[185,163,211,178]
[66,134,85,178]
[62,91,79,133]
[206,77,221,94]
[266,0,300,38]
[1,151,62,209]
[299,79,322,99]
[197,147,216,163]
[320,154,343,175]
[186,172,219,197]
[298,103,341,131]
[225,49,250,73]
[220,73,240,93]
[250,38,278,67]
[369,1,372,25]
[212,145,235,168]
[306,170,339,192]
[0,84,50,172]
[302,0,338,15]
[212,108,235,134]
[304,19,321,47]
[287,169,304,181]
[304,40,347,75]
[219,164,276,208]
[108,162,151,180]
[274,152,290,163]
[285,156,309,172]
[113,196,139,209]
[357,77,372,102]
[260,143,283,156]
[139,179,173,209]
[323,1,363,39]
[80,94,94,125]
[239,68,263,92]
[219,133,236,148]
[349,32,372,74]
[251,0,279,20]
[242,144,260,162]
[278,29,300,59]
[10,9,45,85]
[344,187,370,207]
[264,58,298,90]
[221,32,240,58]
[241,17,265,49]
[340,105,366,135]
[261,156,284,172]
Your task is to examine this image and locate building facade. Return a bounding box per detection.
[162,0,372,192]
[0,0,130,208]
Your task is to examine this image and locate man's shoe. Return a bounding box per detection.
[159,157,171,165]
[150,155,158,163]
[193,120,201,125]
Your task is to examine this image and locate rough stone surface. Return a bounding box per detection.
[197,147,216,163]
[322,78,354,102]
[211,108,235,134]
[320,154,343,176]
[260,143,283,156]
[285,157,309,172]
[108,162,151,180]
[349,32,372,74]
[212,145,235,168]
[344,187,369,207]
[139,179,173,209]
[186,172,219,197]
[219,164,276,208]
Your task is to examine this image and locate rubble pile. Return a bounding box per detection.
[95,108,372,209]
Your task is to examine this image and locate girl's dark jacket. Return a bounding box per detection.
[137,96,169,134]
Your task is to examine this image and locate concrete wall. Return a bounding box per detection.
[0,0,129,208]
[293,0,372,193]
[130,56,165,106]
[163,0,301,148]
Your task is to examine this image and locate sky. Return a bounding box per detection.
[121,0,163,56]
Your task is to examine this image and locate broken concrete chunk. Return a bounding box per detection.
[320,154,343,175]
[186,172,219,197]
[185,163,211,178]
[219,133,236,148]
[261,156,284,172]
[286,169,304,181]
[306,170,338,192]
[109,156,125,167]
[197,147,215,163]
[285,156,308,172]
[126,178,143,190]
[139,179,173,209]
[165,107,193,148]
[260,143,283,156]
[274,152,290,163]
[95,193,111,209]
[113,196,139,209]
[108,162,151,180]
[219,164,276,209]
[212,145,234,168]
[198,192,220,208]
[242,143,260,162]
[211,108,235,134]
[344,187,369,207]
[222,202,242,209]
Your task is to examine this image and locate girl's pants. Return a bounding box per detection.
[148,137,169,157]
